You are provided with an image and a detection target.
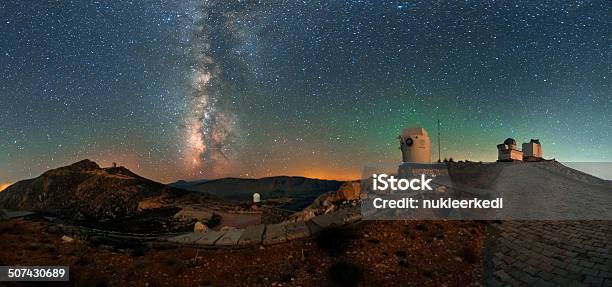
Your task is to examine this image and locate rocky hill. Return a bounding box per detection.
[0,160,204,222]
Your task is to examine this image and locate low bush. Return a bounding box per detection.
[315,226,356,257]
[206,213,222,228]
[328,260,363,286]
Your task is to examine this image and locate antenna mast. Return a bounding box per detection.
[437,119,441,163]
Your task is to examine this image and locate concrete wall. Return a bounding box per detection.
[498,149,523,161]
[522,142,542,158]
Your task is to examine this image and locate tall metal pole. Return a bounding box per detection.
[437,119,441,163]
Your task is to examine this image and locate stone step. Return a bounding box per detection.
[167,233,206,244]
[311,212,345,229]
[285,221,310,240]
[263,223,287,245]
[215,229,245,246]
[238,224,266,245]
[195,231,225,245]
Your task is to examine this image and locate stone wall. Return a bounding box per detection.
[397,162,449,178]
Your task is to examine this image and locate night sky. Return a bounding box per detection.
[1,0,611,184]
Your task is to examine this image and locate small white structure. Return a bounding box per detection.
[399,126,431,163]
[252,192,261,203]
[522,139,543,161]
[497,138,523,161]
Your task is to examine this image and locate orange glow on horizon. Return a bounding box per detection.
[287,168,360,181]
[0,182,11,192]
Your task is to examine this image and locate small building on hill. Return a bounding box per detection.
[497,138,523,161]
[497,138,544,162]
[522,139,543,161]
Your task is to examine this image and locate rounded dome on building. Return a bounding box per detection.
[503,138,516,145]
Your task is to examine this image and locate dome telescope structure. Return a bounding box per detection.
[399,126,431,163]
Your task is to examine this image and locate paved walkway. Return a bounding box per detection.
[485,221,612,286]
[165,207,362,247]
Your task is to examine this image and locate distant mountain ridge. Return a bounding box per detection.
[170,176,344,202]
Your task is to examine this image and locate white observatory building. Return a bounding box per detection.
[399,126,431,163]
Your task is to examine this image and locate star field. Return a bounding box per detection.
[1,0,610,183]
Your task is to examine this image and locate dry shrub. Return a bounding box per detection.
[328,260,363,286]
[315,226,356,257]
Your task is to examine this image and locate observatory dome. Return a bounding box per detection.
[503,138,517,145]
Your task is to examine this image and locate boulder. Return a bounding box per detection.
[287,180,361,223]
[335,181,361,201]
[194,221,208,233]
[290,209,316,222]
[61,235,75,243]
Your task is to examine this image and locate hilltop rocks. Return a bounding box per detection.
[287,181,361,222]
[320,181,361,206]
[336,181,361,201]
[64,159,100,171]
[291,209,317,222]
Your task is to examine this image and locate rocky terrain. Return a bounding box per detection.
[289,181,362,222]
[0,160,215,232]
[0,160,349,234]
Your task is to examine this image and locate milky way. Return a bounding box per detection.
[180,0,259,176]
[181,2,232,177]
